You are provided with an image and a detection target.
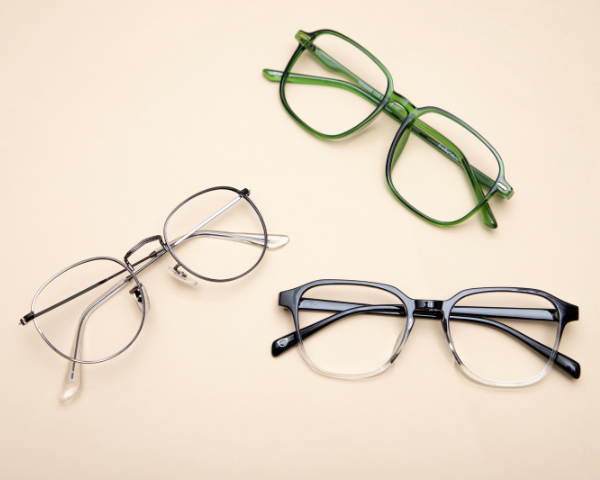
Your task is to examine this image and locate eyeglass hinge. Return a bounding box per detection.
[295,31,315,51]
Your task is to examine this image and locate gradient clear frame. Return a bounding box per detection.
[272,280,580,387]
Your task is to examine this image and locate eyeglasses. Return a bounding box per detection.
[264,29,514,229]
[272,280,580,387]
[20,186,289,402]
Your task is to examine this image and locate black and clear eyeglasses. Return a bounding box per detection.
[19,186,289,402]
[272,280,580,387]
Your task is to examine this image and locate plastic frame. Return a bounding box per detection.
[272,280,580,387]
[263,29,514,228]
[19,186,289,401]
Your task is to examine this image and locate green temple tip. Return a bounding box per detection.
[481,202,498,229]
[263,69,283,82]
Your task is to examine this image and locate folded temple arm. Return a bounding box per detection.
[187,231,289,249]
[60,279,131,402]
[271,298,580,379]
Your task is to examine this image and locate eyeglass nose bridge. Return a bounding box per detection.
[414,299,444,316]
[124,235,166,268]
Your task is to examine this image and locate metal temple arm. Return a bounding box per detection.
[187,231,289,249]
[60,279,130,402]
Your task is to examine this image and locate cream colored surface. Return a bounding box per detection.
[1,1,599,478]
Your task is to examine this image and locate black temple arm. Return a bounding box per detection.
[448,315,580,379]
[451,306,556,321]
[271,304,402,356]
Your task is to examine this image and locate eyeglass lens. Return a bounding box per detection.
[283,33,387,136]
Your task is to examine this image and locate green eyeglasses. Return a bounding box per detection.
[263,29,514,229]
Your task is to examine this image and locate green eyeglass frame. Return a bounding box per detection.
[263,29,514,229]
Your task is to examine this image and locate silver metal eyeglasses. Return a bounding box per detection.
[20,186,289,402]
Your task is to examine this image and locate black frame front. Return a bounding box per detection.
[273,280,580,383]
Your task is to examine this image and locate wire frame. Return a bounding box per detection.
[163,186,268,283]
[20,186,288,402]
[30,256,146,365]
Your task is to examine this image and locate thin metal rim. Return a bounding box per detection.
[31,256,146,364]
[163,186,268,283]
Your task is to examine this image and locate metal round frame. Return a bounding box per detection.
[163,186,268,283]
[19,185,288,402]
[31,256,146,365]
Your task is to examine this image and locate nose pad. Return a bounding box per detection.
[129,284,151,313]
[168,264,198,286]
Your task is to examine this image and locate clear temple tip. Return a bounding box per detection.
[60,362,81,403]
[267,234,290,249]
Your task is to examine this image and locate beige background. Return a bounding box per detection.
[1,1,599,478]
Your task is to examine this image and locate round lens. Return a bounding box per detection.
[389,111,500,222]
[164,188,267,281]
[32,257,145,363]
[297,284,407,376]
[283,33,388,136]
[449,291,560,385]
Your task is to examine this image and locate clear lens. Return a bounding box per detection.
[390,112,500,222]
[33,258,144,362]
[449,291,559,384]
[284,33,388,136]
[297,285,407,376]
[164,188,266,281]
